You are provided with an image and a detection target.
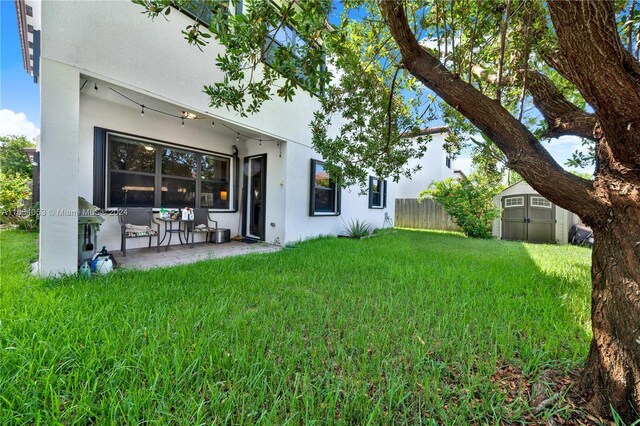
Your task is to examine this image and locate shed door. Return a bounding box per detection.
[501,195,555,243]
[527,196,555,243]
[501,196,526,241]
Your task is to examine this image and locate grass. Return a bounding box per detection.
[0,228,592,424]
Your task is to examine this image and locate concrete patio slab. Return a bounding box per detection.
[112,241,281,270]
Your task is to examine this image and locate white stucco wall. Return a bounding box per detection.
[395,132,456,199]
[38,59,80,275]
[36,0,393,273]
[283,142,395,243]
[491,181,581,244]
[40,0,318,146]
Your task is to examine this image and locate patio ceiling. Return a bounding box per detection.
[78,75,281,143]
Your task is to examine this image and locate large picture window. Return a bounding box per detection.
[368,176,386,209]
[107,134,231,210]
[309,159,340,216]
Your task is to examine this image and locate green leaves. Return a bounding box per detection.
[0,135,35,177]
[131,0,604,186]
[420,171,504,239]
[0,172,31,219]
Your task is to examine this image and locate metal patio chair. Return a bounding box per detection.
[185,208,219,247]
[118,208,160,256]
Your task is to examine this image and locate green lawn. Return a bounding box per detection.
[0,228,592,424]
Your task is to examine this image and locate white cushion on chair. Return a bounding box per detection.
[125,224,157,237]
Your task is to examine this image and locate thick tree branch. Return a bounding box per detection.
[539,50,597,106]
[548,1,640,167]
[524,70,598,140]
[548,1,640,119]
[378,0,600,219]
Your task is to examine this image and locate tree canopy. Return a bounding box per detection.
[0,135,35,177]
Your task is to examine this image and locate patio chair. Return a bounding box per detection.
[118,208,160,256]
[186,208,219,246]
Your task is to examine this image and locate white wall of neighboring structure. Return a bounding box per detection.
[491,181,581,244]
[33,0,392,274]
[395,132,456,199]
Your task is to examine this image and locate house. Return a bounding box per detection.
[15,0,395,276]
[394,127,457,199]
[491,181,581,244]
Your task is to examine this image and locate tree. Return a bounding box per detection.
[0,135,35,177]
[0,172,31,218]
[135,0,640,418]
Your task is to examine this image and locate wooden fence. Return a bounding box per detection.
[394,198,460,231]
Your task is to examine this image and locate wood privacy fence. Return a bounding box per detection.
[394,198,460,231]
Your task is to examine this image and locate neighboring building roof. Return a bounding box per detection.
[498,180,531,193]
[453,169,467,180]
[401,126,450,139]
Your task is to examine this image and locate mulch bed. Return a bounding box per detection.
[491,364,613,425]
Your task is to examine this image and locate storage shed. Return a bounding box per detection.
[492,181,581,244]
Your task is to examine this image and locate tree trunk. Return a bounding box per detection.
[582,211,640,419]
[377,1,640,419]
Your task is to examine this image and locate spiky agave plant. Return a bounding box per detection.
[343,218,372,238]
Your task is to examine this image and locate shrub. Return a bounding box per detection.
[16,202,40,232]
[420,174,502,239]
[0,173,32,224]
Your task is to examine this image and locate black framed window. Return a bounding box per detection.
[445,155,452,169]
[176,0,242,25]
[107,134,231,209]
[368,176,386,209]
[309,159,340,216]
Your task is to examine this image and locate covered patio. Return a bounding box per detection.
[112,240,281,270]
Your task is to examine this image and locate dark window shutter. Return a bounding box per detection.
[383,180,387,208]
[368,176,374,208]
[93,127,107,208]
[309,159,316,216]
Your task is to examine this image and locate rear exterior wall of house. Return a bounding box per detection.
[34,1,394,275]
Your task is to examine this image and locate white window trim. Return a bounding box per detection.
[368,176,386,209]
[504,196,524,208]
[530,196,552,208]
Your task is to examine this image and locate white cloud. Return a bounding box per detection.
[0,109,40,140]
[544,135,594,174]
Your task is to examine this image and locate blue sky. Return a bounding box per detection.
[0,1,590,174]
[1,0,41,139]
